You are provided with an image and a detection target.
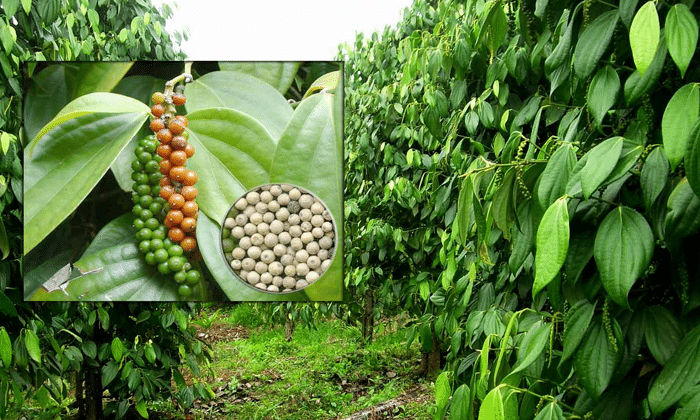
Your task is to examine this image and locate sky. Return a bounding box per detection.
[152,0,415,61]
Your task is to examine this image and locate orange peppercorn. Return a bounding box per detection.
[182,170,198,186]
[181,201,198,217]
[168,194,185,209]
[181,186,198,201]
[168,227,185,242]
[180,236,197,251]
[170,150,187,166]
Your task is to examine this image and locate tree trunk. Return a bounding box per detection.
[83,369,103,420]
[75,369,84,417]
[425,331,441,380]
[361,288,374,343]
[284,312,295,341]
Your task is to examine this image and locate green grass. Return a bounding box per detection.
[187,304,432,420]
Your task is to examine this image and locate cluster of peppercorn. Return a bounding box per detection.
[130,79,202,299]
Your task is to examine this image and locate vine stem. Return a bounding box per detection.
[502,383,579,413]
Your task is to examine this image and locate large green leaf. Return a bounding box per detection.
[587,66,620,130]
[580,136,624,200]
[533,197,569,298]
[648,324,700,415]
[509,321,549,376]
[675,386,700,420]
[110,75,168,192]
[537,142,576,209]
[508,201,536,273]
[641,147,670,211]
[478,385,518,420]
[687,121,700,199]
[629,2,660,76]
[269,93,343,301]
[619,0,640,28]
[185,70,293,139]
[533,402,565,420]
[184,129,247,224]
[574,317,621,399]
[544,8,575,74]
[665,178,700,242]
[0,326,10,368]
[594,206,653,308]
[24,64,134,143]
[644,306,682,365]
[196,213,308,301]
[435,371,451,419]
[662,83,699,170]
[665,4,698,78]
[450,384,471,420]
[24,107,149,254]
[27,214,204,301]
[23,329,41,365]
[561,299,596,364]
[492,168,516,238]
[218,62,300,95]
[573,10,619,80]
[624,35,667,106]
[187,108,277,190]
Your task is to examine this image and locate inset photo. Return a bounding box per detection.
[23,61,343,302]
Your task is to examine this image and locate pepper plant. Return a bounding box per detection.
[341,0,700,418]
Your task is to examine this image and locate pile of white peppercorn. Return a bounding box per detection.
[221,184,336,293]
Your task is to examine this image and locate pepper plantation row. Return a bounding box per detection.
[338,0,700,418]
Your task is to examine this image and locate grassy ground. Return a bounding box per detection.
[177,304,434,419]
[5,304,434,420]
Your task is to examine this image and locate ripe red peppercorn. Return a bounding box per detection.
[181,201,198,217]
[181,217,197,233]
[156,144,172,159]
[170,136,187,150]
[180,236,197,251]
[151,104,165,118]
[172,92,187,106]
[168,119,185,135]
[184,143,195,157]
[150,118,165,132]
[159,159,172,175]
[170,150,187,166]
[157,128,173,144]
[181,186,198,201]
[168,194,185,209]
[182,170,198,186]
[168,227,185,242]
[165,210,184,228]
[159,185,175,200]
[169,166,186,182]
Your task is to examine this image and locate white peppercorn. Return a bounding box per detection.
[278,193,290,205]
[270,220,284,234]
[312,227,324,239]
[263,233,277,248]
[299,209,313,222]
[243,223,257,236]
[322,210,331,221]
[296,263,309,276]
[232,226,245,239]
[283,276,296,289]
[260,249,275,264]
[321,259,332,271]
[280,254,294,267]
[322,221,333,232]
[239,237,252,250]
[311,202,324,215]
[260,190,273,203]
[247,271,260,285]
[267,200,280,212]
[257,222,270,235]
[289,226,302,238]
[255,202,267,213]
[284,265,296,276]
[235,213,248,226]
[260,272,273,284]
[270,185,282,196]
[278,231,291,245]
[267,284,280,292]
[232,247,246,260]
[224,217,236,229]
[255,261,268,274]
[273,244,287,257]
[296,280,309,289]
[306,241,320,255]
[263,212,275,224]
[288,214,301,225]
[310,215,324,227]
[255,282,266,290]
[250,212,263,225]
[299,194,314,208]
[290,238,303,251]
[240,269,249,279]
[250,233,264,246]
[300,221,313,232]
[301,232,314,244]
[317,249,329,260]
[295,249,309,263]
[319,236,333,249]
[247,246,262,259]
[268,261,284,276]
[275,208,290,221]
[243,205,255,216]
[246,191,260,205]
[306,271,320,283]
[272,276,283,287]
[230,259,242,270]
[281,184,293,192]
[235,198,248,210]
[307,256,321,269]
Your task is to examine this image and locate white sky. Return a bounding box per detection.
[152,0,414,61]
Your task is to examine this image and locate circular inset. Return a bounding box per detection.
[221,184,337,293]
